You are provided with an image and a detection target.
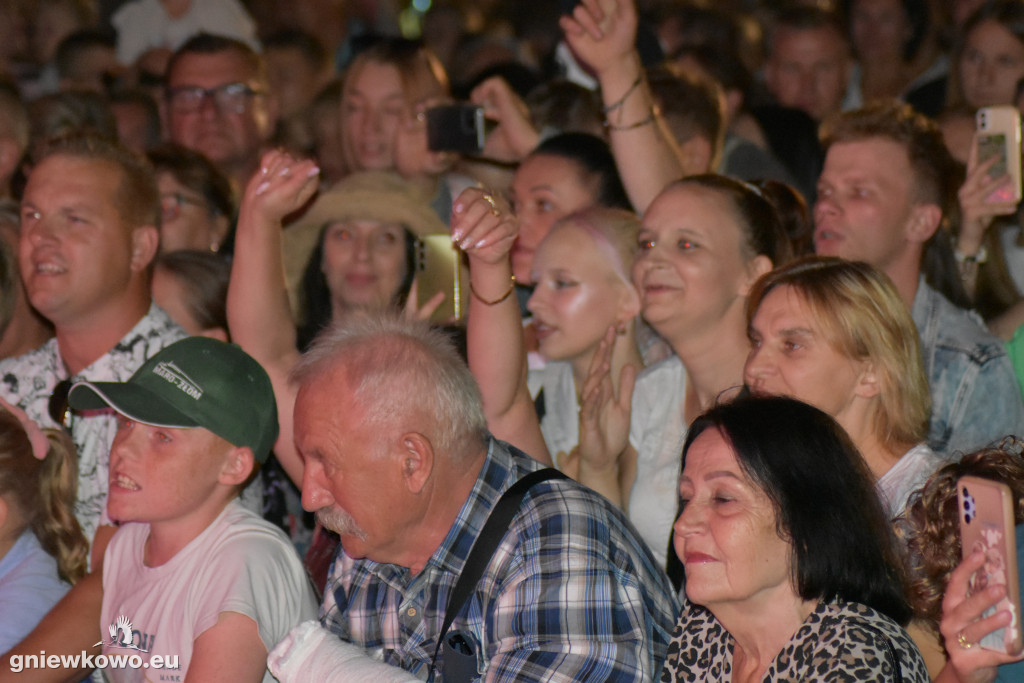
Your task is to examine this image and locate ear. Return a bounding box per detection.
[616,280,642,322]
[129,225,159,273]
[678,134,713,176]
[739,254,773,296]
[219,445,255,486]
[210,214,230,251]
[397,432,434,494]
[853,361,882,400]
[906,203,941,244]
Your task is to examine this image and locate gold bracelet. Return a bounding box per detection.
[470,275,516,305]
[604,105,660,131]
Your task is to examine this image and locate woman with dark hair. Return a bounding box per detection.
[147,143,234,253]
[955,0,1024,110]
[509,132,632,286]
[152,250,231,340]
[662,395,928,681]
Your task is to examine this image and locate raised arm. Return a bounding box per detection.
[457,188,551,464]
[227,151,319,485]
[956,135,1018,300]
[562,0,685,213]
[470,76,541,164]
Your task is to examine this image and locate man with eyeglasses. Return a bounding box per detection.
[165,33,278,194]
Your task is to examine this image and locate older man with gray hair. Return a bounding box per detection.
[277,313,678,682]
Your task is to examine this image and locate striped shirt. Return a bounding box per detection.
[321,438,680,681]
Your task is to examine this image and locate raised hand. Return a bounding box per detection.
[958,135,1019,257]
[576,325,637,504]
[470,76,540,162]
[243,149,320,226]
[560,0,638,78]
[939,550,1024,683]
[452,187,518,268]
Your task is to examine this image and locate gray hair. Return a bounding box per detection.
[291,313,488,462]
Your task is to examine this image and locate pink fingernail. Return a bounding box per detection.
[255,180,271,195]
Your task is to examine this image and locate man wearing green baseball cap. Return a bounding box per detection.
[68,336,316,682]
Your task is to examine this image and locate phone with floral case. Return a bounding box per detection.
[958,475,1023,654]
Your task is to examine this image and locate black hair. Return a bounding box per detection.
[166,33,265,86]
[154,250,231,333]
[297,225,418,350]
[841,0,931,63]
[263,29,329,70]
[682,396,913,625]
[529,133,633,212]
[54,29,115,80]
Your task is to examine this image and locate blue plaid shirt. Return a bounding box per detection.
[320,438,679,681]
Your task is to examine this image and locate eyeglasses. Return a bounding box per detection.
[160,192,208,222]
[166,82,262,115]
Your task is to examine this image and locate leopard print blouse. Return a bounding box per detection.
[660,599,929,682]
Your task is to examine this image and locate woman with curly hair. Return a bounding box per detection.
[904,440,1024,681]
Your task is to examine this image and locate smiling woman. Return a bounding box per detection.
[662,395,929,682]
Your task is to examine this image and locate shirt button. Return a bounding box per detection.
[406,607,417,617]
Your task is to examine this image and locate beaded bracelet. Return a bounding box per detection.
[605,106,660,132]
[602,74,643,114]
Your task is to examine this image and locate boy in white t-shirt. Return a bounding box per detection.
[68,337,317,682]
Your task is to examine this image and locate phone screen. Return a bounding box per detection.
[979,133,1009,178]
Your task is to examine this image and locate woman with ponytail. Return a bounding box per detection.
[0,401,88,650]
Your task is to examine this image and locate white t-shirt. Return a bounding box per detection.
[100,500,317,682]
[628,355,688,568]
[877,442,946,520]
[112,0,259,65]
[527,361,578,464]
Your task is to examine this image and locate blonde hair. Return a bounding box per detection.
[747,256,930,447]
[0,411,88,583]
[549,207,640,285]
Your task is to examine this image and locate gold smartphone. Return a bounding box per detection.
[415,234,468,324]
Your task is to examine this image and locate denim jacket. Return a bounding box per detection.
[912,278,1024,458]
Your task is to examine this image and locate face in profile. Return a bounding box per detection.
[319,219,409,313]
[19,155,144,326]
[527,221,639,364]
[673,427,794,608]
[813,138,920,269]
[510,154,598,284]
[632,184,767,344]
[745,285,874,424]
[959,19,1024,109]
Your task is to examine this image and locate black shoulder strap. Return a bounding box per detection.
[429,467,567,677]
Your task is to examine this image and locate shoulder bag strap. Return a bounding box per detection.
[427,467,568,680]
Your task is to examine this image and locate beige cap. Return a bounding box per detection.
[282,171,447,316]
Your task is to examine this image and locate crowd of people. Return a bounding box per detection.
[0,0,1024,680]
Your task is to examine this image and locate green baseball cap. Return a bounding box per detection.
[68,337,278,463]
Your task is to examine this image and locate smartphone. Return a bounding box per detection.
[416,234,468,323]
[426,104,485,154]
[958,475,1023,654]
[976,105,1023,203]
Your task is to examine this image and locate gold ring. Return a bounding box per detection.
[483,194,500,217]
[957,631,974,649]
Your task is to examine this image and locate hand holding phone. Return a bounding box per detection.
[958,475,1023,654]
[426,105,485,154]
[976,106,1022,204]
